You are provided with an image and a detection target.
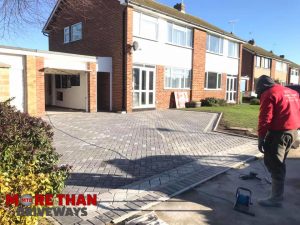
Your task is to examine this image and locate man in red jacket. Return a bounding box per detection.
[255,75,300,207]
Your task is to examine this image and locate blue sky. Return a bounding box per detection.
[1,0,299,63]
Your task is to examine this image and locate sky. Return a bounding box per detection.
[1,0,299,64]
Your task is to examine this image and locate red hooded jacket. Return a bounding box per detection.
[258,84,300,138]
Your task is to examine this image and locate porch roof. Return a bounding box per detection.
[42,67,91,75]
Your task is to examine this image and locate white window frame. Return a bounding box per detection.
[64,27,70,43]
[164,67,191,89]
[206,34,224,55]
[263,58,271,69]
[228,41,239,58]
[167,22,193,48]
[256,56,261,67]
[205,72,222,90]
[71,22,82,42]
[133,11,158,41]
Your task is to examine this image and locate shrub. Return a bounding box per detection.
[250,98,260,105]
[201,98,228,107]
[201,97,219,107]
[0,100,70,225]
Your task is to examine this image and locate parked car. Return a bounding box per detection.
[286,85,300,148]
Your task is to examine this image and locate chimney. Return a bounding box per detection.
[174,2,185,13]
[280,55,285,58]
[248,39,255,45]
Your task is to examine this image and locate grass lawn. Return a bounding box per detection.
[185,104,259,133]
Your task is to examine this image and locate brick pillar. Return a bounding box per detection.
[87,62,97,113]
[250,55,256,92]
[26,55,38,116]
[0,68,10,102]
[237,43,243,104]
[271,59,276,79]
[125,7,133,112]
[36,57,45,116]
[191,29,206,101]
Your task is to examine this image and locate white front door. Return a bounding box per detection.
[226,76,237,103]
[133,66,156,109]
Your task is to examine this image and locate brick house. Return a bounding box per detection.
[241,40,296,96]
[0,45,98,116]
[287,60,300,85]
[43,0,245,112]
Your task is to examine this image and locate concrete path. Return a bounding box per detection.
[44,110,257,224]
[133,150,300,225]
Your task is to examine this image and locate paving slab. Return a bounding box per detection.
[43,110,258,224]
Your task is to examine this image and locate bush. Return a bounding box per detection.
[201,97,219,107]
[201,98,228,107]
[0,100,70,225]
[250,98,260,105]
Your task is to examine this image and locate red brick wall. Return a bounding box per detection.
[191,29,206,101]
[48,0,125,111]
[125,7,133,112]
[241,48,254,91]
[236,43,243,103]
[271,59,276,79]
[156,65,190,109]
[36,57,45,116]
[88,62,97,112]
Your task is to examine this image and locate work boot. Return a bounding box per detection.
[258,179,284,207]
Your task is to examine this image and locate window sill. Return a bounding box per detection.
[206,51,223,56]
[64,39,83,44]
[164,88,191,90]
[204,88,222,91]
[227,56,239,60]
[165,42,193,50]
[133,35,158,42]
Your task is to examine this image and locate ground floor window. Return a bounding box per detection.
[164,67,191,89]
[205,72,222,89]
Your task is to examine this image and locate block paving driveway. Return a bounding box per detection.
[45,110,256,196]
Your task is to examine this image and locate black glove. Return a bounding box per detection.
[258,137,265,153]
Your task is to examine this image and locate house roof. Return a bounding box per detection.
[43,0,244,42]
[129,0,244,42]
[244,43,290,63]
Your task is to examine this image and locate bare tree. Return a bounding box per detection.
[0,0,110,38]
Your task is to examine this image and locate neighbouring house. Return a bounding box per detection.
[242,40,292,97]
[43,0,245,112]
[0,45,114,116]
[287,60,300,85]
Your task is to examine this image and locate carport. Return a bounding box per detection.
[0,45,99,116]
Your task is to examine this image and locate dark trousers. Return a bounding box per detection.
[263,130,298,182]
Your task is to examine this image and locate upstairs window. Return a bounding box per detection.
[256,56,270,69]
[228,41,239,58]
[71,22,82,41]
[263,58,271,69]
[64,22,82,44]
[276,62,287,72]
[167,23,192,47]
[206,34,223,55]
[133,12,158,40]
[64,27,70,43]
[256,56,261,67]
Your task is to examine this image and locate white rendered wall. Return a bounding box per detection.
[0,54,24,112]
[205,39,239,75]
[52,73,87,110]
[132,17,193,69]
